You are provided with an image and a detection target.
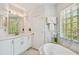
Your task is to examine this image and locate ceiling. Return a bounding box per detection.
[15,3,57,12]
[0,3,72,16]
[15,3,44,12]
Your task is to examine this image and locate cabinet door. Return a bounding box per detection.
[20,37,28,52]
[14,37,32,55]
[0,39,13,55]
[23,37,32,49]
[27,37,32,48]
[13,38,22,55]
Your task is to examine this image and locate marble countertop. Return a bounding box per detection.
[0,34,27,41]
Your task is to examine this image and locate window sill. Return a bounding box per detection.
[60,37,79,43]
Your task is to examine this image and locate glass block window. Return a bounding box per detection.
[60,4,79,41]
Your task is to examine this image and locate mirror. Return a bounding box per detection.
[0,4,25,36]
[0,8,8,37]
[0,8,7,31]
[8,14,18,35]
[8,10,24,35]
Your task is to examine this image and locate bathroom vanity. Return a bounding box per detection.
[0,4,32,55]
[0,34,32,55]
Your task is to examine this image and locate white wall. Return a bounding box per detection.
[44,4,57,43]
[27,5,45,49]
[44,4,57,17]
[27,4,57,49]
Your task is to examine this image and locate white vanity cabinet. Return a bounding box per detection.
[27,37,32,48]
[13,37,23,55]
[0,39,13,55]
[21,37,30,52]
[13,37,28,55]
[13,36,32,55]
[0,36,32,55]
[23,37,32,50]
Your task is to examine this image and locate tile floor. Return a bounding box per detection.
[21,48,40,55]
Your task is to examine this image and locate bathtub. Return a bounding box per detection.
[39,43,77,55]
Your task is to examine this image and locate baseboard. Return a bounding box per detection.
[32,48,39,51]
[19,47,32,55]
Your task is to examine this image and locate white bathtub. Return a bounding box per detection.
[39,43,77,55]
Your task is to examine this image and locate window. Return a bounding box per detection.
[60,4,79,41]
[72,5,78,40]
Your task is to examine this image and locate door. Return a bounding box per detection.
[30,16,45,49]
